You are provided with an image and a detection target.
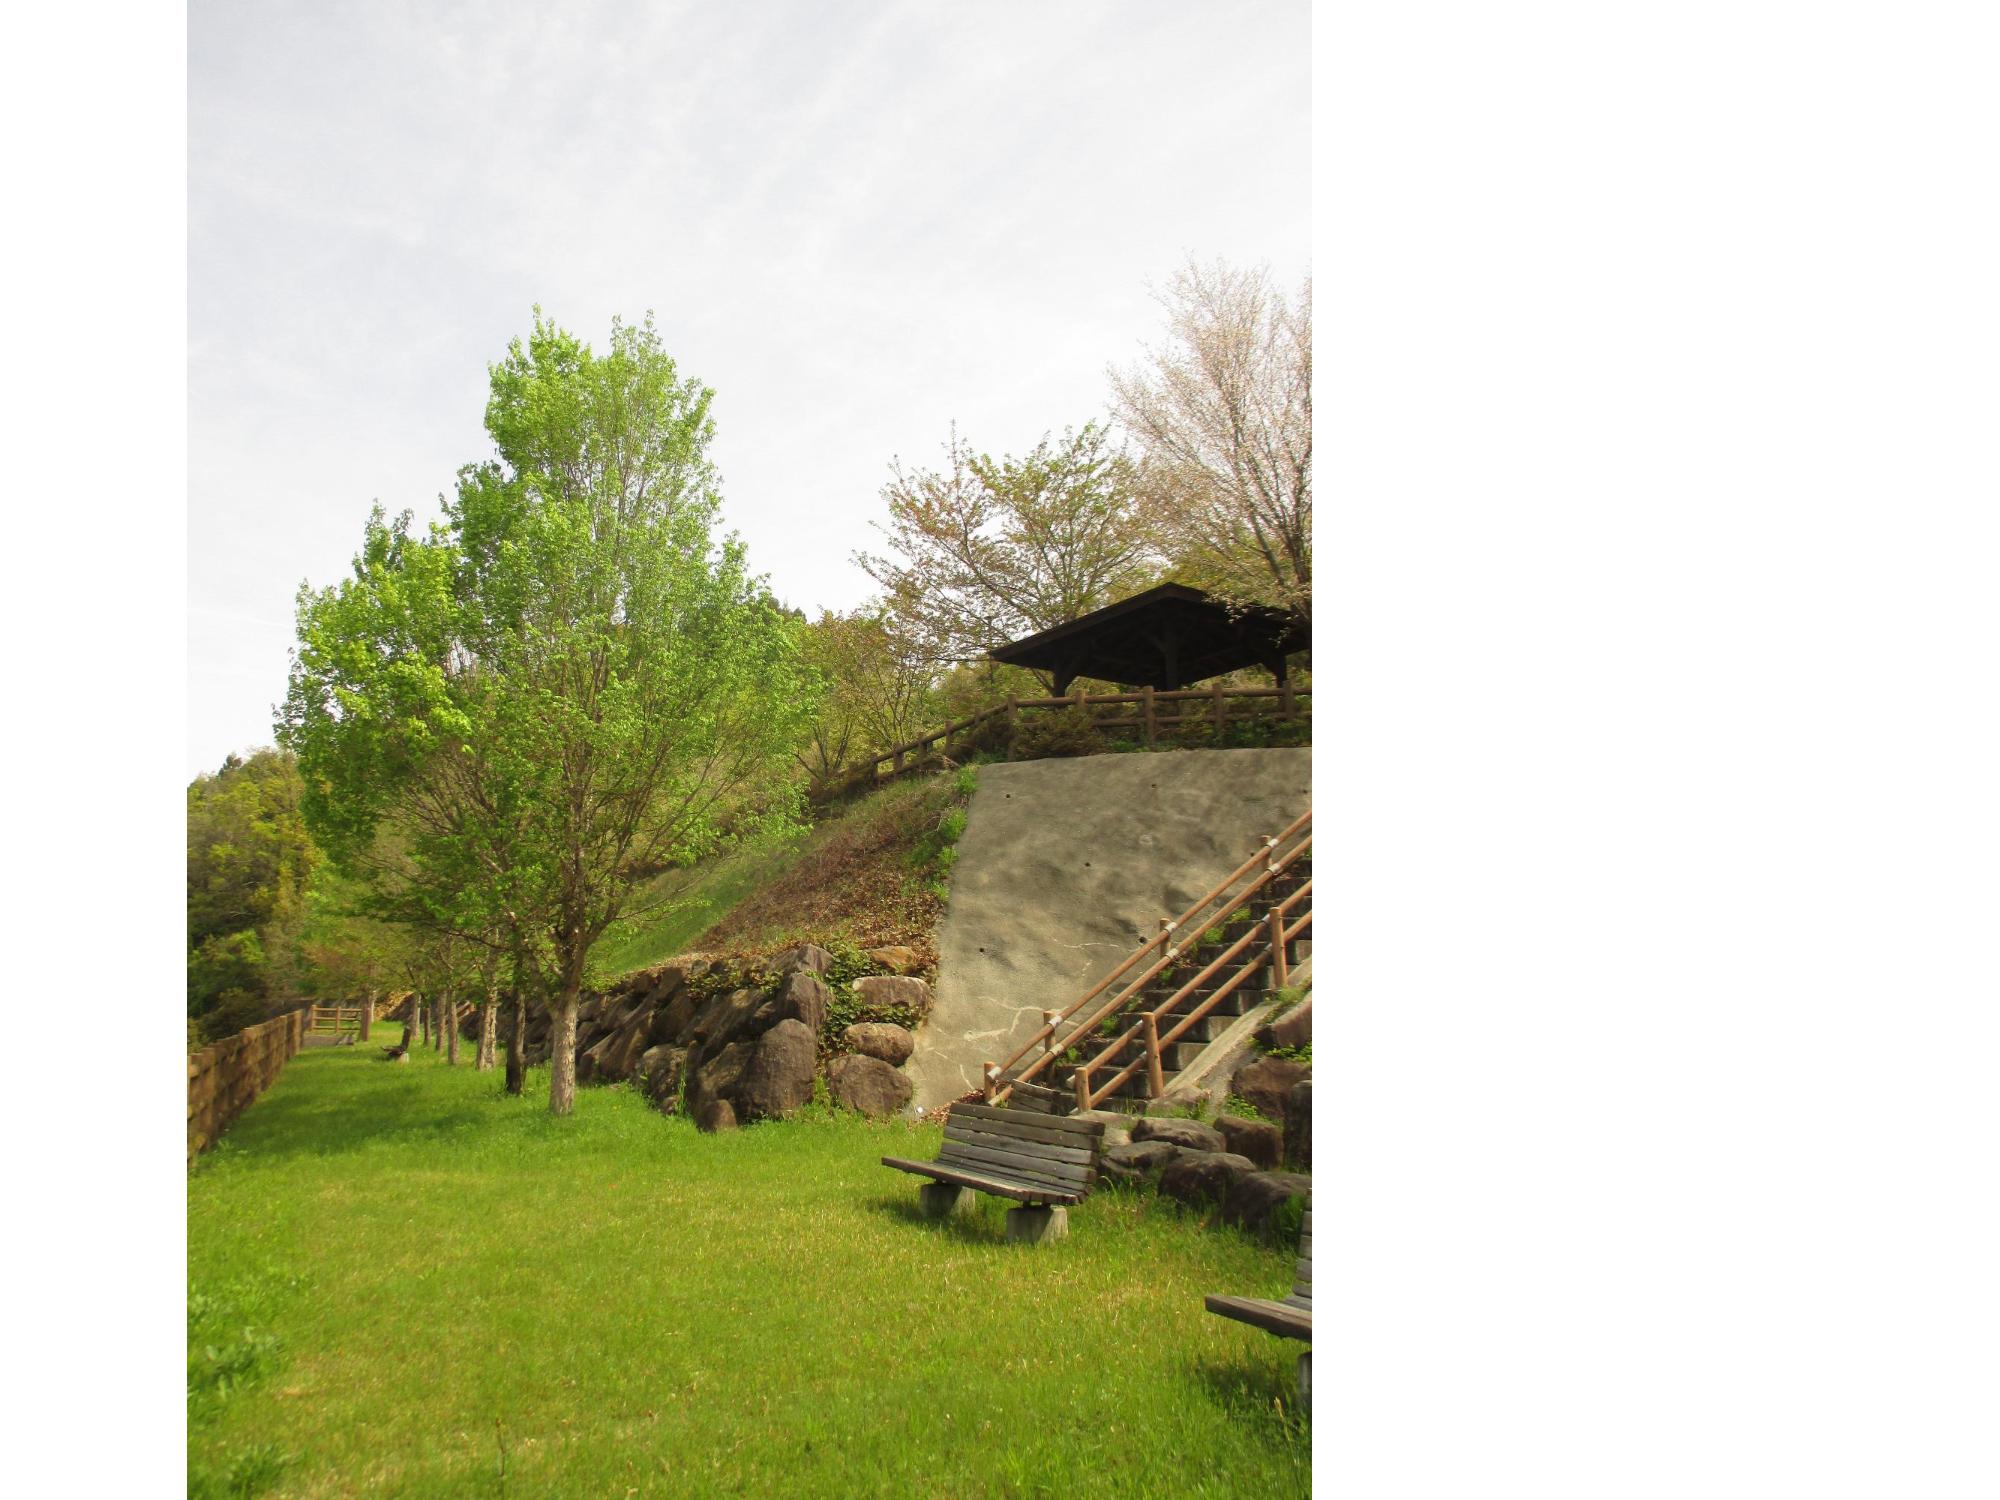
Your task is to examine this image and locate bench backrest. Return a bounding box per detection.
[941,1103,1106,1196]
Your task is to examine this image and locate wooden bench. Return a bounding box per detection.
[1205,1203,1312,1405]
[883,1102,1106,1244]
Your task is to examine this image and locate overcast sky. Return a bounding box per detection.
[188,0,1309,777]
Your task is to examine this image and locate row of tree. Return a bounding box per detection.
[194,259,1311,1100]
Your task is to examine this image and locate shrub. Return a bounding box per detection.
[1012,705,1103,760]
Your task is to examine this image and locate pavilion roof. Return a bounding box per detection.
[987,583,1308,692]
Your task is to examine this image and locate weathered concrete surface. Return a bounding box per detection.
[907,749,1311,1110]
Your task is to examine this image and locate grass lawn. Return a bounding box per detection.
[188,1026,1312,1499]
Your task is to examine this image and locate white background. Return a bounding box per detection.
[8,2,1999,1492]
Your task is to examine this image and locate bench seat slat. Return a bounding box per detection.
[934,1150,1090,1196]
[1205,1294,1313,1342]
[880,1156,1085,1204]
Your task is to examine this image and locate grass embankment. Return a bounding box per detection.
[189,1028,1311,1499]
[592,771,968,980]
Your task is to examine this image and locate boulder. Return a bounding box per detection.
[685,1040,752,1121]
[650,983,704,1046]
[592,1020,653,1085]
[843,1022,914,1066]
[1071,1109,1133,1151]
[642,968,686,1008]
[1286,1079,1311,1169]
[769,943,833,978]
[853,974,932,1020]
[686,988,763,1065]
[695,1098,737,1133]
[638,1044,689,1109]
[1222,1170,1314,1242]
[1231,1055,1310,1126]
[1102,1140,1181,1181]
[1131,1117,1227,1153]
[737,1020,817,1122]
[1215,1114,1283,1171]
[1257,997,1312,1052]
[828,1053,913,1117]
[751,972,830,1037]
[864,945,922,975]
[1158,1149,1258,1209]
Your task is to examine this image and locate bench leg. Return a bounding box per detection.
[1005,1205,1068,1245]
[919,1183,977,1220]
[1297,1351,1310,1411]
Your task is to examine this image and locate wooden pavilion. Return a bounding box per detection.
[987,583,1308,696]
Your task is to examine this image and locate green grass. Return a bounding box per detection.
[189,1026,1311,1498]
[589,834,806,977]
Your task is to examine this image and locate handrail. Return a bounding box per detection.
[986,811,1311,1102]
[826,682,1311,797]
[1074,888,1311,1110]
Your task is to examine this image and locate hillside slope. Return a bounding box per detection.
[906,748,1312,1108]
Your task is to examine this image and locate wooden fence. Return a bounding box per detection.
[187,1007,308,1166]
[822,682,1310,801]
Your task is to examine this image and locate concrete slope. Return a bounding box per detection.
[907,748,1311,1109]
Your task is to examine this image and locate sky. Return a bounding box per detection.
[188,0,1310,777]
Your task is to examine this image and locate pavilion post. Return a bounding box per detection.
[1212,680,1226,734]
[1141,685,1156,746]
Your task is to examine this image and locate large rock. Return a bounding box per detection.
[828,1054,913,1117]
[770,943,833,978]
[686,988,763,1066]
[1102,1139,1181,1181]
[1215,1113,1283,1170]
[695,1098,737,1133]
[1131,1117,1227,1153]
[685,1040,752,1121]
[1231,1055,1310,1126]
[1158,1149,1258,1209]
[752,971,830,1037]
[852,974,932,1021]
[650,983,704,1046]
[1286,1079,1311,1169]
[843,1022,914,1066]
[591,1019,653,1085]
[1257,997,1312,1052]
[864,945,922,975]
[1223,1170,1314,1242]
[738,1020,817,1122]
[638,1045,689,1109]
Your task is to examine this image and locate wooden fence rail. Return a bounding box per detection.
[187,1007,309,1166]
[821,683,1310,801]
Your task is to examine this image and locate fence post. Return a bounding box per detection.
[1043,1011,1061,1064]
[1268,909,1290,990]
[1074,1062,1093,1114]
[1144,1013,1165,1097]
[1142,684,1156,746]
[1212,680,1226,734]
[360,991,374,1041]
[982,1062,999,1102]
[1279,675,1296,724]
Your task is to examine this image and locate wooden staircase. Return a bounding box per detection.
[986,812,1312,1113]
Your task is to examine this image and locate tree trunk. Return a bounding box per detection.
[360,989,374,1042]
[418,993,429,1048]
[445,993,459,1065]
[548,974,582,1116]
[505,990,525,1095]
[477,988,497,1071]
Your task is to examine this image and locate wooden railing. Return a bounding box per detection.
[309,1002,363,1036]
[983,810,1312,1105]
[188,1006,310,1165]
[821,682,1310,800]
[1070,884,1312,1111]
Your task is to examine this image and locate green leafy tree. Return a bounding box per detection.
[283,311,817,1114]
